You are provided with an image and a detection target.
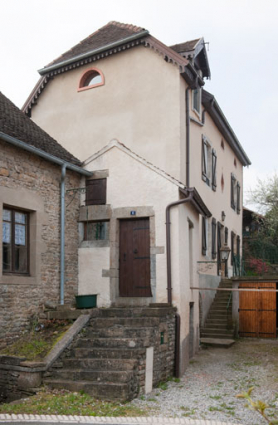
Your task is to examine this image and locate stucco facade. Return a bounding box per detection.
[75,141,201,372]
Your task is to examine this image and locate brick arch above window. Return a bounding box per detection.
[78,67,105,92]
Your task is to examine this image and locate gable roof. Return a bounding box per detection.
[47,22,147,68]
[23,22,201,115]
[170,37,211,79]
[0,91,81,166]
[83,139,211,218]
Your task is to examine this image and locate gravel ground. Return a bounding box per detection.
[132,338,278,424]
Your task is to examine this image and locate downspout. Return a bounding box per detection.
[60,164,67,305]
[165,189,194,378]
[185,87,190,187]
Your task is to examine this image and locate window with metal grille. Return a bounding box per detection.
[84,221,109,241]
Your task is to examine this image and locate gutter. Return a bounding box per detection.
[38,30,149,75]
[1,131,93,305]
[0,132,92,177]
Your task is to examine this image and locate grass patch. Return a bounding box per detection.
[0,320,71,361]
[0,389,146,416]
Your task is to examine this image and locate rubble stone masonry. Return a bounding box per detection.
[0,140,81,348]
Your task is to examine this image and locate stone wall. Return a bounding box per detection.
[0,140,81,348]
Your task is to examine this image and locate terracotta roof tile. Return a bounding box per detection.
[170,39,201,54]
[48,21,145,67]
[0,92,81,166]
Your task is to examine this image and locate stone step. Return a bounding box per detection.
[62,358,137,371]
[98,307,173,318]
[201,327,234,334]
[71,347,145,359]
[200,331,234,339]
[200,338,235,348]
[49,369,134,383]
[203,322,230,329]
[89,317,160,328]
[84,337,151,349]
[86,327,154,339]
[44,379,133,401]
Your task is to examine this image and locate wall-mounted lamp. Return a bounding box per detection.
[221,211,226,222]
[220,243,231,262]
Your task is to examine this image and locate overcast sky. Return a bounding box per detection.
[1,0,277,210]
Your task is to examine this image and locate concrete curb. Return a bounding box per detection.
[0,414,242,425]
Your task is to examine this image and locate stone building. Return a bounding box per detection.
[0,92,91,348]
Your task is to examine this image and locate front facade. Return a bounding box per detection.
[22,22,251,371]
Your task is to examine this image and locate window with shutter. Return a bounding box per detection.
[231,174,236,210]
[202,136,210,185]
[211,218,216,259]
[85,178,106,206]
[231,231,235,265]
[236,182,241,214]
[202,216,207,256]
[212,149,217,191]
[217,222,222,275]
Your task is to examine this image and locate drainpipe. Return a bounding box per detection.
[165,189,194,378]
[185,87,190,187]
[60,164,67,305]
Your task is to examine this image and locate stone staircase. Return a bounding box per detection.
[43,306,175,401]
[200,280,235,347]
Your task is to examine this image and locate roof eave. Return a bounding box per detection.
[180,187,212,218]
[0,131,92,176]
[38,30,149,76]
[202,90,251,166]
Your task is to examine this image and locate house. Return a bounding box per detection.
[22,21,251,373]
[0,91,91,349]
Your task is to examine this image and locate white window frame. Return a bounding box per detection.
[192,87,201,116]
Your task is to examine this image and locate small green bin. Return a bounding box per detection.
[75,294,97,309]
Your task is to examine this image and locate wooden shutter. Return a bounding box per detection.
[225,226,228,244]
[217,222,222,275]
[202,137,208,183]
[236,182,241,214]
[86,178,106,206]
[231,174,236,210]
[211,218,216,259]
[212,149,217,191]
[231,231,235,265]
[202,216,207,255]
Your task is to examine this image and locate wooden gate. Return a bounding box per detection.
[119,218,151,297]
[239,282,277,338]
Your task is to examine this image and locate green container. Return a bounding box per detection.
[75,294,97,309]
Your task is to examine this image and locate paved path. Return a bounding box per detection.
[0,414,240,425]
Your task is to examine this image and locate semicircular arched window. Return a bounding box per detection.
[78,68,105,92]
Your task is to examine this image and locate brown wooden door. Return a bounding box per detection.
[239,283,258,337]
[239,282,276,338]
[259,282,276,338]
[119,218,151,297]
